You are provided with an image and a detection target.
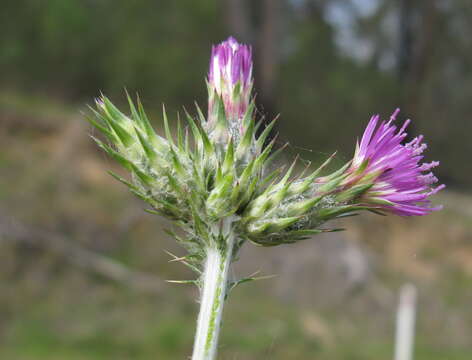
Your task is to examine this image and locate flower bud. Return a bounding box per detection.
[207,37,253,127]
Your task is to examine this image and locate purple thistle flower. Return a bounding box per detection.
[337,109,445,216]
[208,37,253,123]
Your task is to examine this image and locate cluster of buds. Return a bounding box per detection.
[86,37,443,271]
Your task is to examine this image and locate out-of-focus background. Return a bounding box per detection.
[1,1,471,359]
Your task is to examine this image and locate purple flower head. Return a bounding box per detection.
[341,109,444,216]
[208,37,253,122]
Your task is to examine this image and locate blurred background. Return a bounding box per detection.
[1,0,471,359]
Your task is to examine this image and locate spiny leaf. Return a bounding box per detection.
[176,115,185,150]
[222,139,234,174]
[91,136,133,171]
[130,164,155,186]
[169,148,185,177]
[136,95,157,138]
[310,152,337,179]
[185,110,203,143]
[315,173,348,194]
[144,208,165,216]
[166,279,197,285]
[317,205,368,219]
[134,126,157,161]
[227,272,276,294]
[236,112,255,158]
[162,104,175,146]
[285,196,323,217]
[241,100,255,130]
[156,197,184,215]
[164,250,202,274]
[255,116,278,151]
[107,170,139,191]
[319,160,351,183]
[97,109,134,147]
[289,229,324,237]
[84,113,115,141]
[101,95,127,121]
[253,137,277,170]
[258,166,285,189]
[214,94,228,129]
[125,90,140,123]
[190,206,208,242]
[367,208,388,216]
[185,109,213,155]
[194,102,206,124]
[265,138,288,166]
[335,183,373,202]
[129,188,154,204]
[165,171,185,197]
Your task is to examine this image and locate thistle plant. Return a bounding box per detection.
[86,37,443,360]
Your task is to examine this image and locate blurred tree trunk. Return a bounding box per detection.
[398,0,438,119]
[255,0,280,124]
[398,0,415,82]
[224,0,251,42]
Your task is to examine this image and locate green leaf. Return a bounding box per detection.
[285,196,323,217]
[125,90,140,123]
[236,111,255,159]
[222,139,234,174]
[214,95,227,130]
[166,279,198,285]
[107,170,138,191]
[335,183,373,202]
[317,205,368,220]
[265,139,287,166]
[162,104,175,146]
[253,138,277,170]
[144,208,165,216]
[84,113,115,141]
[101,95,127,121]
[165,171,184,196]
[130,163,155,186]
[255,116,278,152]
[241,100,255,130]
[176,115,185,150]
[170,148,185,177]
[185,110,213,155]
[136,95,157,138]
[134,126,157,161]
[194,102,207,125]
[185,110,203,142]
[91,136,133,171]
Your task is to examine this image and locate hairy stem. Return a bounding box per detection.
[192,218,235,360]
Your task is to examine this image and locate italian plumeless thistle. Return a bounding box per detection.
[86,37,443,359]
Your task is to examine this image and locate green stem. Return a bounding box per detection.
[191,218,235,360]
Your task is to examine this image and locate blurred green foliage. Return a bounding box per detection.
[1,0,222,108]
[1,0,471,186]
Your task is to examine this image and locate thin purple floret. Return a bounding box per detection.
[350,109,444,216]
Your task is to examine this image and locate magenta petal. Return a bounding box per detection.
[350,109,444,216]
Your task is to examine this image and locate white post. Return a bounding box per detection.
[394,283,417,360]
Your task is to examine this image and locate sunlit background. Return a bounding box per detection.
[1,1,471,359]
